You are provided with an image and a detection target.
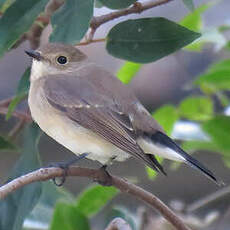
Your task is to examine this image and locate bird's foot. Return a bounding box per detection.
[49,153,89,186]
[94,165,112,186]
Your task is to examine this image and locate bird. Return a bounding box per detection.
[25,43,220,185]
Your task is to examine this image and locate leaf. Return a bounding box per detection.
[202,115,230,152]
[0,135,16,151]
[195,69,230,91]
[153,105,179,135]
[181,0,195,11]
[208,59,230,72]
[97,0,136,9]
[107,17,200,63]
[76,185,118,217]
[0,123,42,230]
[180,3,216,51]
[6,68,30,120]
[0,0,49,58]
[50,203,90,230]
[116,61,141,84]
[178,96,213,121]
[0,0,7,9]
[182,140,222,154]
[50,0,94,44]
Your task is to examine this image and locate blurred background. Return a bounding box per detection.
[0,0,230,229]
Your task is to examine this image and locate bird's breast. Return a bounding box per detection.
[28,82,129,165]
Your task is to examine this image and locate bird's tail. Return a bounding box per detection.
[150,131,223,186]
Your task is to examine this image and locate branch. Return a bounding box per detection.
[0,107,32,122]
[89,0,173,41]
[0,166,190,230]
[105,217,132,230]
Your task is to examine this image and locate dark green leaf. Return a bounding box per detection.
[0,135,16,151]
[107,17,200,63]
[6,68,30,120]
[97,0,136,9]
[50,203,90,230]
[153,105,178,135]
[181,0,195,11]
[116,61,141,84]
[50,0,94,44]
[76,185,118,217]
[202,115,230,152]
[179,96,213,121]
[195,69,230,91]
[0,123,42,230]
[0,0,49,58]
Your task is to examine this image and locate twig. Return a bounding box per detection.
[105,217,132,230]
[0,107,32,122]
[187,185,230,213]
[89,0,173,41]
[8,118,27,140]
[0,166,190,230]
[0,97,14,107]
[77,38,106,46]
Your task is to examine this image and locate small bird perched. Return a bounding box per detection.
[26,43,219,185]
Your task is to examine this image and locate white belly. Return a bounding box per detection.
[28,84,129,165]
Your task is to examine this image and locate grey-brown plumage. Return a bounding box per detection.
[26,43,220,185]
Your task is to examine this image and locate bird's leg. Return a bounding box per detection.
[49,153,89,186]
[94,165,112,186]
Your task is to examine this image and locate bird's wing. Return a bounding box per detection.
[43,75,165,174]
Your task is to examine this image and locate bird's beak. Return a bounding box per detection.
[25,50,41,61]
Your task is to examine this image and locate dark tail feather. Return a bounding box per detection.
[151,131,223,186]
[146,154,167,176]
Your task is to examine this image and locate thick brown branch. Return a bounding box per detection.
[105,217,132,230]
[0,166,190,230]
[89,0,173,40]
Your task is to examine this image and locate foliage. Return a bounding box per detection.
[0,1,229,230]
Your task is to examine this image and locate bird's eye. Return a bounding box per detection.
[57,56,68,65]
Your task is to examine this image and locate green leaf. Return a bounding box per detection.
[181,0,195,11]
[182,140,222,154]
[0,135,16,151]
[116,61,141,84]
[50,203,90,230]
[180,3,210,32]
[107,17,200,63]
[195,69,230,91]
[76,185,118,217]
[97,0,136,9]
[208,59,230,72]
[0,123,42,230]
[202,115,230,152]
[6,68,30,120]
[0,0,7,8]
[0,0,49,58]
[153,105,179,135]
[50,0,94,44]
[180,3,215,51]
[179,96,213,121]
